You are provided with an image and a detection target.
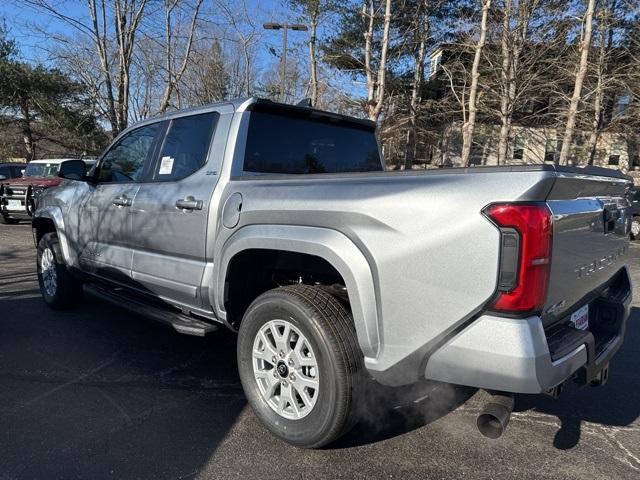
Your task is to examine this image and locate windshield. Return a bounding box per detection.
[24,162,60,178]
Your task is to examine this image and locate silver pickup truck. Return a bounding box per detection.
[33,98,633,447]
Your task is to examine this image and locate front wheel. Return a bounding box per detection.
[237,285,364,448]
[631,217,640,241]
[37,232,83,309]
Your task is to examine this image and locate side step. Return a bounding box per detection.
[84,282,220,336]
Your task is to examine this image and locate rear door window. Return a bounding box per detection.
[243,111,382,175]
[152,112,218,182]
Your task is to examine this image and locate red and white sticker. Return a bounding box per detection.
[571,304,589,331]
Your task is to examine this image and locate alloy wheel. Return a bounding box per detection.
[252,319,319,420]
[40,247,57,296]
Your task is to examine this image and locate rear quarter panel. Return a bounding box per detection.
[216,169,557,376]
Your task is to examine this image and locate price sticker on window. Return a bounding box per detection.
[159,156,174,175]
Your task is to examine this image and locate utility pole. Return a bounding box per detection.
[263,22,308,102]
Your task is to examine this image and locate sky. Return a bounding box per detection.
[0,0,293,64]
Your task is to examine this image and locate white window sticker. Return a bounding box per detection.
[159,156,174,175]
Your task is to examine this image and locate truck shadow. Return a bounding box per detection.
[0,294,246,479]
[515,305,640,450]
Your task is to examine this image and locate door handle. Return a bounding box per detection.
[112,196,132,207]
[176,196,203,211]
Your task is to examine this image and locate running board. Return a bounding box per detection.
[84,282,219,336]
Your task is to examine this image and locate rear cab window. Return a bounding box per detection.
[242,106,382,175]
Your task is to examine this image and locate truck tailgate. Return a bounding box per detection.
[543,168,633,326]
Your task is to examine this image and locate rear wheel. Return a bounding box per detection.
[237,285,363,448]
[37,232,83,309]
[631,217,640,241]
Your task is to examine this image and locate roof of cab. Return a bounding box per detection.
[126,97,375,132]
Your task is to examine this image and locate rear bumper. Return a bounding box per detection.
[423,267,632,393]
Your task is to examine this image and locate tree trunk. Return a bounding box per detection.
[586,29,606,165]
[497,0,513,165]
[308,7,320,107]
[587,2,614,165]
[88,0,120,136]
[363,0,392,122]
[363,1,375,116]
[243,40,252,97]
[461,0,491,166]
[20,101,35,161]
[158,0,203,113]
[404,0,428,170]
[558,0,596,166]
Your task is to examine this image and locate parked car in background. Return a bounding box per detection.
[0,158,96,224]
[0,162,26,182]
[630,188,640,240]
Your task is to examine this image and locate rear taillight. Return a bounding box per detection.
[484,203,553,313]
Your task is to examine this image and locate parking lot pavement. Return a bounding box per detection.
[0,222,639,480]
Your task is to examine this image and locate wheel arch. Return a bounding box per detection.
[32,207,75,266]
[215,225,380,359]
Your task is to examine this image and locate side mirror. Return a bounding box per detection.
[59,160,87,181]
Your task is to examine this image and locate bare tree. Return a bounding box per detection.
[461,0,491,166]
[216,0,261,97]
[557,0,596,165]
[404,0,429,170]
[363,0,392,122]
[495,0,540,164]
[181,38,229,105]
[288,0,327,107]
[307,2,321,107]
[584,0,623,165]
[157,0,204,113]
[21,0,148,136]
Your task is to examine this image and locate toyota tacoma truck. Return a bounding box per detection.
[0,158,96,224]
[32,98,633,447]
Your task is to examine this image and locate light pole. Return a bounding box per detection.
[263,22,308,102]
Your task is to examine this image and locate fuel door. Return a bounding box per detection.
[222,192,243,229]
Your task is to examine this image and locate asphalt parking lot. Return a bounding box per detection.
[1,222,639,480]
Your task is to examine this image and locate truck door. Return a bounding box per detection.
[77,122,163,284]
[129,111,222,310]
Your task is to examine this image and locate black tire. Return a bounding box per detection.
[237,285,364,448]
[631,217,640,241]
[37,232,83,309]
[0,214,19,225]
